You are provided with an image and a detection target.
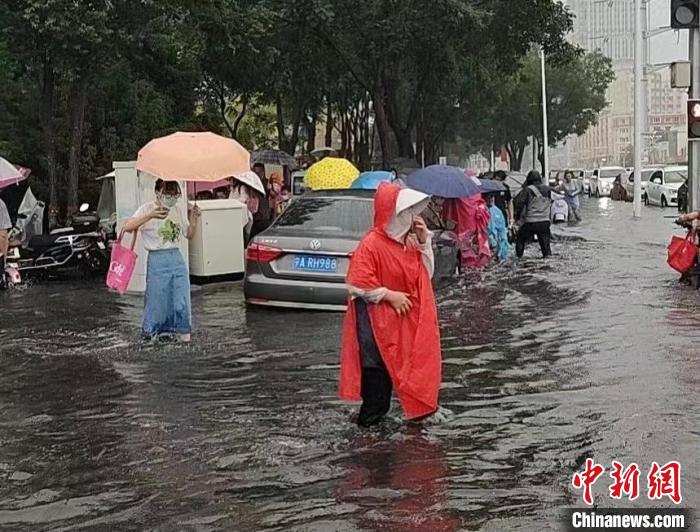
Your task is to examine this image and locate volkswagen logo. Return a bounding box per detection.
[310,239,322,250]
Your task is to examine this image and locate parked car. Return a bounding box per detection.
[646,166,688,208]
[589,166,626,197]
[624,168,654,203]
[244,189,459,310]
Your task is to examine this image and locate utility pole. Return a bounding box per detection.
[670,0,700,209]
[642,0,650,156]
[633,0,643,217]
[540,48,550,180]
[691,28,700,211]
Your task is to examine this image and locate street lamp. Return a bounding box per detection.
[633,0,644,218]
[540,48,550,179]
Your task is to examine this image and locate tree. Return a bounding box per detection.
[312,0,575,167]
[0,0,206,219]
[472,50,614,171]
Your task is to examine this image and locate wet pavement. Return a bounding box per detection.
[1,197,699,531]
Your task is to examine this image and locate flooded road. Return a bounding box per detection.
[1,198,699,531]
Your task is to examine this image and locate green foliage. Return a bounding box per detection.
[469,49,615,170]
[0,0,599,212]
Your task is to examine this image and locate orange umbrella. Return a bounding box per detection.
[136,132,250,182]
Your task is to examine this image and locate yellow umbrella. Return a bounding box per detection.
[304,157,360,191]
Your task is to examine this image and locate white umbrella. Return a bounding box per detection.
[232,171,265,195]
[0,156,23,188]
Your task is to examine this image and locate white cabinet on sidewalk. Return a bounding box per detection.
[188,199,245,278]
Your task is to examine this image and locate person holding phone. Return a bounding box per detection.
[123,179,200,342]
[339,183,442,427]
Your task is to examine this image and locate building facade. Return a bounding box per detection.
[561,0,687,169]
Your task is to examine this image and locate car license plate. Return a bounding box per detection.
[293,255,338,273]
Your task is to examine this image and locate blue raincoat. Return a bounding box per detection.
[487,205,511,261]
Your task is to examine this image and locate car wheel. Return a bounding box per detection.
[661,196,668,208]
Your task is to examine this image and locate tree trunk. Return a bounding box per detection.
[538,145,546,175]
[305,115,316,154]
[506,141,527,171]
[516,146,526,172]
[41,58,58,228]
[276,96,303,154]
[372,86,395,168]
[276,96,286,149]
[325,99,333,147]
[218,81,236,138]
[66,76,89,220]
[231,95,248,139]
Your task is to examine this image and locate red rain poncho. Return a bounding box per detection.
[339,183,442,419]
[444,195,491,268]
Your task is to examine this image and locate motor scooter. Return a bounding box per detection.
[13,203,109,278]
[550,191,569,224]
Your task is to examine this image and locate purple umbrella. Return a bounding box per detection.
[405,165,481,198]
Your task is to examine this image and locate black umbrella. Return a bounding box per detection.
[251,149,298,169]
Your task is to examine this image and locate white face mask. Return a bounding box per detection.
[158,193,178,209]
[386,209,414,241]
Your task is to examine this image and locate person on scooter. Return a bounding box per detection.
[677,211,700,233]
[123,180,201,342]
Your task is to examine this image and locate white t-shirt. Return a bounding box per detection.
[133,202,189,251]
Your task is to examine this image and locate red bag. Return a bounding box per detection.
[667,234,698,273]
[106,231,138,293]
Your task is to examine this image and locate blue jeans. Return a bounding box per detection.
[143,249,191,337]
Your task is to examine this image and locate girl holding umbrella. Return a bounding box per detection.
[123,179,201,342]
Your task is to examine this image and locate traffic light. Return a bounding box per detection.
[671,0,700,29]
[688,99,700,140]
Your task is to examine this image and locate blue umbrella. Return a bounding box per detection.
[478,178,506,194]
[405,165,480,198]
[351,170,394,190]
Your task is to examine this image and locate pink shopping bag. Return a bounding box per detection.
[106,231,138,293]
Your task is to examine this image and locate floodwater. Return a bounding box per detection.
[0,198,699,531]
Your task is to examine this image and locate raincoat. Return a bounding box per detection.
[339,183,441,419]
[444,195,491,268]
[487,205,511,261]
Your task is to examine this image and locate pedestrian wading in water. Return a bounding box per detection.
[515,170,553,259]
[339,182,442,427]
[123,180,200,342]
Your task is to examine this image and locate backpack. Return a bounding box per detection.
[524,185,551,224]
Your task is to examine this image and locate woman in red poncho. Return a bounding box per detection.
[339,182,442,427]
[444,195,491,269]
